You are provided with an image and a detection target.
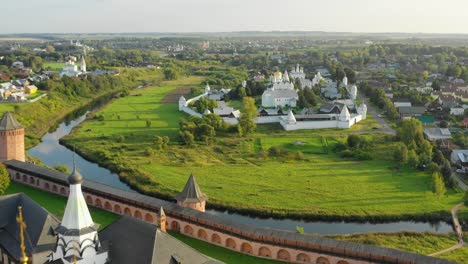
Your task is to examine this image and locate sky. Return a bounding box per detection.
[2,0,468,34]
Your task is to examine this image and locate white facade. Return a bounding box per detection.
[450,107,464,116]
[289,64,306,79]
[60,56,86,78]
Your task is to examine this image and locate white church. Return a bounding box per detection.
[261,70,299,108]
[60,55,87,78]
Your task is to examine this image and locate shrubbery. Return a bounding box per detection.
[334,134,373,160]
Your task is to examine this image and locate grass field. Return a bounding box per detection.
[64,78,463,219]
[332,232,467,263]
[43,61,65,71]
[5,182,118,228]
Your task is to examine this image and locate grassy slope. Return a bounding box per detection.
[0,68,162,148]
[63,79,462,218]
[332,232,467,263]
[4,182,118,228]
[169,232,282,264]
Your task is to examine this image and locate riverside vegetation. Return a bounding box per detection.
[62,79,464,222]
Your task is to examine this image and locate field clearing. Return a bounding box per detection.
[43,61,64,71]
[161,87,191,103]
[332,232,465,263]
[65,78,463,218]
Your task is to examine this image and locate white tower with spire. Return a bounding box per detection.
[80,55,86,73]
[342,75,348,87]
[48,158,108,264]
[283,70,290,82]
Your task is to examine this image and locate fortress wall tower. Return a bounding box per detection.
[0,112,25,162]
[176,174,208,212]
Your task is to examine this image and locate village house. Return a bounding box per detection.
[398,106,426,119]
[450,149,468,172]
[424,128,452,146]
[450,107,465,116]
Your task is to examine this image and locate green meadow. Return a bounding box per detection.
[43,61,65,71]
[332,232,467,263]
[63,78,463,219]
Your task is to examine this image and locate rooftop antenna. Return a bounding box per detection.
[16,206,29,264]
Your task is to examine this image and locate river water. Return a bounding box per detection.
[27,107,454,235]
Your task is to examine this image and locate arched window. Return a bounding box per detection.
[225,238,236,249]
[211,233,221,244]
[316,256,331,264]
[104,202,112,210]
[183,225,193,235]
[277,249,291,261]
[145,213,153,223]
[134,210,142,220]
[197,229,207,240]
[296,253,310,263]
[240,243,253,254]
[258,247,271,258]
[114,204,122,214]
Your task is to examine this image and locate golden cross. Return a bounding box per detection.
[16,206,29,264]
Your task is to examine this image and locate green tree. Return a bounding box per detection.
[398,119,424,147]
[154,136,163,150]
[180,130,195,146]
[431,172,446,198]
[393,143,408,164]
[163,68,179,80]
[239,97,257,136]
[0,163,10,195]
[408,149,419,168]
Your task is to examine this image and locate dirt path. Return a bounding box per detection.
[428,203,465,257]
[161,87,191,103]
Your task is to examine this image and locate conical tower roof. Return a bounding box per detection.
[158,206,166,218]
[0,112,23,131]
[175,174,208,203]
[340,105,351,120]
[287,110,296,123]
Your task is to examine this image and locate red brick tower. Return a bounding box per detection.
[0,112,25,162]
[175,174,208,212]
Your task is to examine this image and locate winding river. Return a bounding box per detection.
[27,106,454,235]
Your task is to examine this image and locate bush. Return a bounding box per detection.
[144,147,154,157]
[268,146,287,157]
[353,150,373,160]
[340,149,354,158]
[0,163,10,195]
[116,135,125,143]
[332,142,347,153]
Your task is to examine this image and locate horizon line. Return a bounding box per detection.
[2,30,468,36]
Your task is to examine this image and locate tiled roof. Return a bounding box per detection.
[0,112,23,130]
[175,174,208,203]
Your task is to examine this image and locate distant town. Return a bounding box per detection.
[0,32,467,264]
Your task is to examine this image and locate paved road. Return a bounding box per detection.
[452,173,468,191]
[360,97,396,135]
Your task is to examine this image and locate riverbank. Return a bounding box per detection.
[1,68,163,149]
[331,232,467,263]
[60,78,464,223]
